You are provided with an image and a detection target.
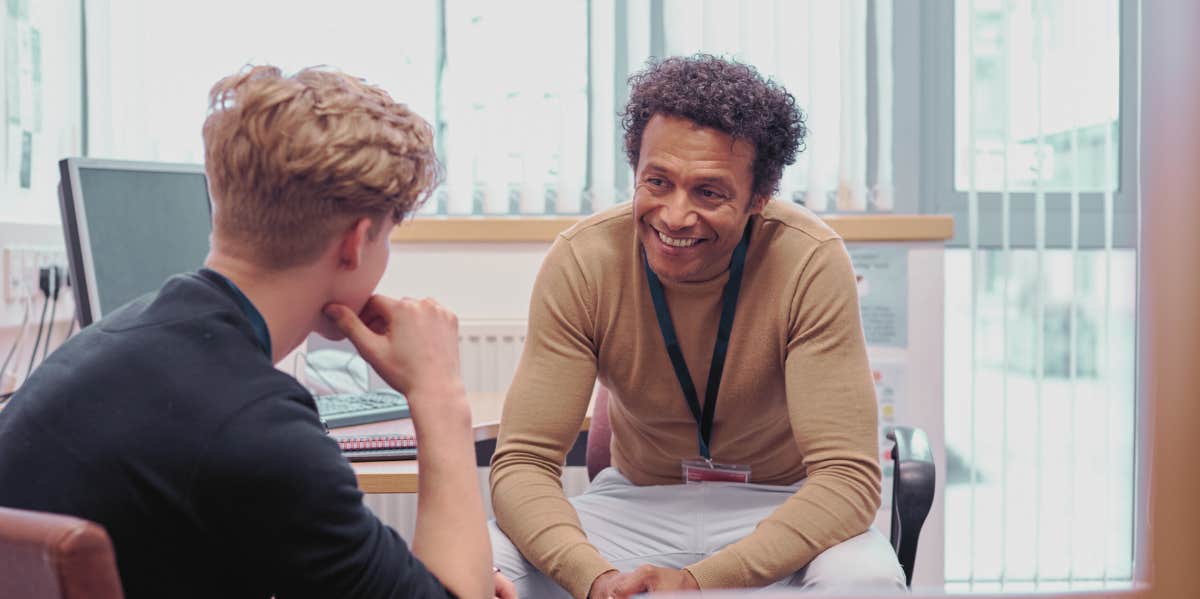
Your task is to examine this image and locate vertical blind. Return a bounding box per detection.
[945,0,1135,590]
[85,0,886,217]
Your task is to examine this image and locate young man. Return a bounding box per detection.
[489,55,907,598]
[0,66,498,599]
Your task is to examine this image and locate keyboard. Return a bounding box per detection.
[314,389,410,428]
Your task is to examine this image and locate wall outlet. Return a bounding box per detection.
[3,245,68,303]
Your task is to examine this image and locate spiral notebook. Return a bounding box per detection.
[334,433,418,462]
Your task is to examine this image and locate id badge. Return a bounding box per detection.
[681,459,751,484]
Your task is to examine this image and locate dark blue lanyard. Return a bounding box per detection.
[643,223,751,460]
[202,268,272,359]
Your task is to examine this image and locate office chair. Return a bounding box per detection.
[0,506,125,599]
[584,386,935,588]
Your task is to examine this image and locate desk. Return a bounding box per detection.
[342,392,592,494]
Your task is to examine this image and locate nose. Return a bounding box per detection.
[658,190,699,232]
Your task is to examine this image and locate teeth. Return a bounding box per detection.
[657,231,698,248]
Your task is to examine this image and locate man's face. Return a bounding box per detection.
[633,114,764,284]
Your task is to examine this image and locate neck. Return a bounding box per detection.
[204,252,326,364]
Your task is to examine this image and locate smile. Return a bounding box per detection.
[656,230,701,248]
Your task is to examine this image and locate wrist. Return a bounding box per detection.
[407,384,471,428]
[587,569,619,599]
[681,568,700,590]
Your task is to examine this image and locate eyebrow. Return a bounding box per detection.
[640,164,736,189]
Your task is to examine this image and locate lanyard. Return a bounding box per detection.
[643,223,751,460]
[201,268,273,359]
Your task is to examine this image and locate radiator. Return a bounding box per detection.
[457,320,527,393]
[364,319,591,538]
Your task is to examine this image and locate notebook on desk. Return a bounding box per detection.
[334,433,418,462]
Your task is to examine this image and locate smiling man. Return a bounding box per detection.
[489,55,906,598]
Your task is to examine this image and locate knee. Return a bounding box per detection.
[798,530,907,593]
[488,520,530,578]
[802,564,907,593]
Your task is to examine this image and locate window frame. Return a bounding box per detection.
[902,0,1139,249]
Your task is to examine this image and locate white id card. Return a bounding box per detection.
[681,459,751,484]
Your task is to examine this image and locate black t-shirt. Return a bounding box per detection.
[0,270,451,599]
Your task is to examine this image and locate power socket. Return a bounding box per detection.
[3,245,68,302]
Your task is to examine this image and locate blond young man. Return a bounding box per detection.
[0,66,500,599]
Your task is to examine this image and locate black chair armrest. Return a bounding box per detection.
[886,425,936,588]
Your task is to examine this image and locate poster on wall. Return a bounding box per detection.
[873,359,906,512]
[850,246,908,348]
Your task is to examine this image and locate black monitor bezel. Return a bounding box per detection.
[57,157,210,328]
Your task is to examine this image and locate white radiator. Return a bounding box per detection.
[457,320,527,393]
[365,319,591,538]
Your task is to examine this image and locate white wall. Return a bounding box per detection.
[378,242,552,321]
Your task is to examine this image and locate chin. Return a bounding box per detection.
[313,321,347,342]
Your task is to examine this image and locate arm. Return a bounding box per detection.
[326,297,492,599]
[684,239,882,588]
[199,396,454,599]
[489,238,617,599]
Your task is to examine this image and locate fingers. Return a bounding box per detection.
[493,571,517,599]
[612,568,653,599]
[323,303,375,344]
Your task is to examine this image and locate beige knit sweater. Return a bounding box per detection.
[490,200,881,598]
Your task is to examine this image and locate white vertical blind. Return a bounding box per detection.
[83,1,883,218]
[658,0,871,213]
[947,0,1134,589]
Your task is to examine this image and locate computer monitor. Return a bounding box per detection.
[57,158,213,328]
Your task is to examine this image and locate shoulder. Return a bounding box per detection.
[537,202,635,290]
[749,200,847,276]
[555,202,634,261]
[756,200,842,247]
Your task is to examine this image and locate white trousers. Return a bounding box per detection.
[490,467,907,598]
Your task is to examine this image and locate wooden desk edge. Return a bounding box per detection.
[391,214,954,243]
[353,416,592,494]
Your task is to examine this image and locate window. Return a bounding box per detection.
[437,0,588,215]
[84,0,885,218]
[86,0,439,165]
[0,0,82,223]
[923,0,1139,588]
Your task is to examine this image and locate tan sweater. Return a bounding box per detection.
[489,200,881,597]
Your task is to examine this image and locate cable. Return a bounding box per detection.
[41,293,58,362]
[0,287,33,382]
[25,292,51,381]
[41,266,64,363]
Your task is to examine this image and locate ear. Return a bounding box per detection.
[748,194,769,215]
[336,217,375,271]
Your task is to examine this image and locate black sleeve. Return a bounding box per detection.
[193,393,453,599]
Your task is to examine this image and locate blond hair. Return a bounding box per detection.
[202,65,440,268]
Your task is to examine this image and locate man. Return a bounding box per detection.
[489,55,906,597]
[0,66,500,599]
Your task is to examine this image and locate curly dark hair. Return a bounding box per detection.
[621,54,807,200]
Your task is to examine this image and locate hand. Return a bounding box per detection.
[324,296,464,399]
[493,569,517,599]
[588,570,621,599]
[591,566,699,598]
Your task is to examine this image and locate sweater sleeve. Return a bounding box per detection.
[684,239,882,588]
[195,394,453,599]
[489,236,615,599]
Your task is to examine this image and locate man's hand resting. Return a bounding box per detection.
[589,566,699,598]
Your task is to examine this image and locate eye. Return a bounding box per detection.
[645,177,666,187]
[698,187,728,200]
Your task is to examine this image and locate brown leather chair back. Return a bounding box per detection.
[586,385,613,480]
[0,506,124,599]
